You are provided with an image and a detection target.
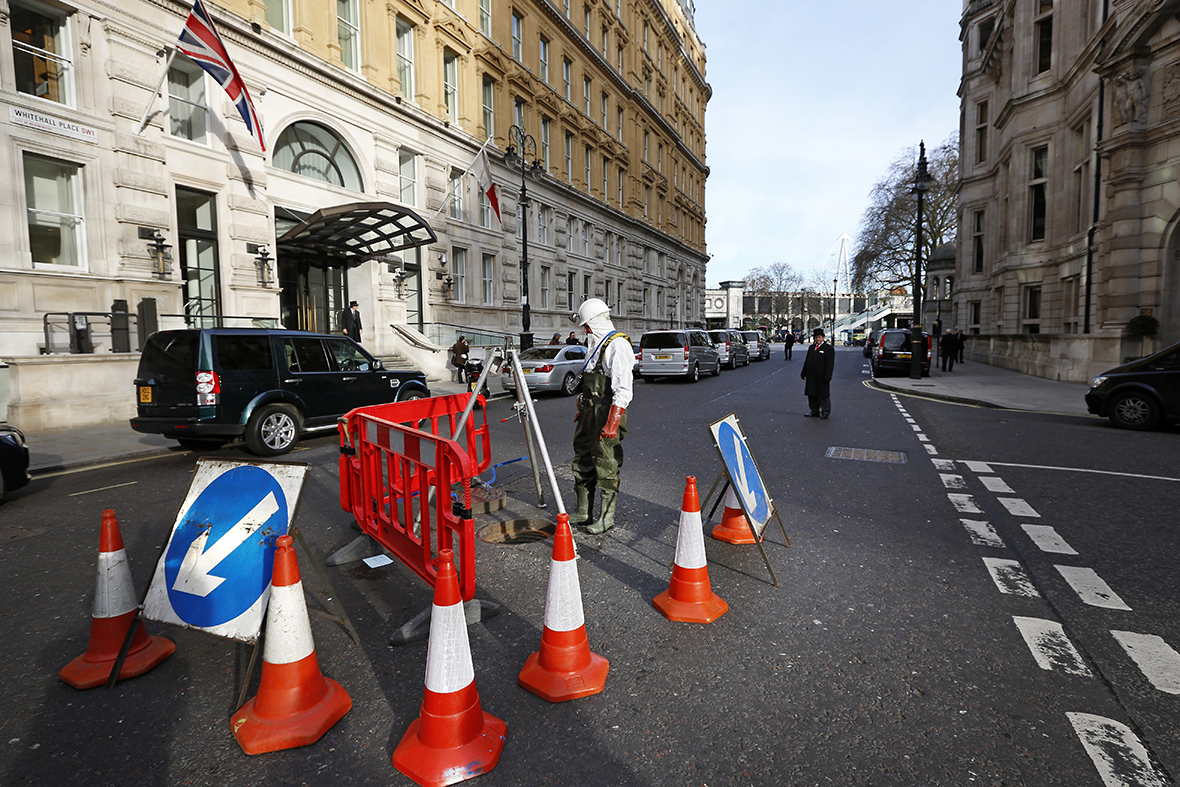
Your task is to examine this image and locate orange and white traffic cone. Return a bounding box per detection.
[710,485,757,544]
[653,477,729,624]
[59,509,175,689]
[393,549,506,787]
[518,513,609,702]
[231,535,351,755]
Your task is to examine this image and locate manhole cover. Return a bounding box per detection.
[826,446,907,464]
[477,518,555,545]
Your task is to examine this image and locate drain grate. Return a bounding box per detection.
[477,519,555,545]
[826,446,907,464]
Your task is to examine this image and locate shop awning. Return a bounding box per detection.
[276,202,437,266]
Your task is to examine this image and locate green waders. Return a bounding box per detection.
[571,336,628,533]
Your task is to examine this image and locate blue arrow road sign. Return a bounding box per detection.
[715,418,770,530]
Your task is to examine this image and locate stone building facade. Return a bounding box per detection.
[0,0,709,426]
[957,0,1180,381]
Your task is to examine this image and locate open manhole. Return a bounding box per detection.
[478,519,555,545]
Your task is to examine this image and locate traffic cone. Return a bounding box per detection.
[710,485,757,544]
[518,513,609,702]
[231,535,351,755]
[653,477,729,624]
[59,509,174,689]
[393,549,506,787]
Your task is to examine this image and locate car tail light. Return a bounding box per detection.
[535,364,554,373]
[195,370,220,405]
[684,344,690,355]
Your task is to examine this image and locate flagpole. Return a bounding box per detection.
[135,48,178,137]
[431,135,496,219]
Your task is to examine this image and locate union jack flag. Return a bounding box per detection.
[177,0,265,151]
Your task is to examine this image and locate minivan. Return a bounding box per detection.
[638,329,721,382]
[740,330,770,361]
[1085,340,1180,430]
[130,328,430,455]
[707,329,750,369]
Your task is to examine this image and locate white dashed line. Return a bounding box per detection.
[917,434,929,442]
[1013,617,1092,676]
[997,497,1040,517]
[932,458,955,470]
[980,476,1015,494]
[983,558,1040,597]
[1111,631,1180,695]
[1067,712,1169,787]
[924,445,938,455]
[1021,525,1077,555]
[940,474,967,489]
[961,519,1004,548]
[947,494,982,513]
[963,461,993,473]
[1055,566,1131,610]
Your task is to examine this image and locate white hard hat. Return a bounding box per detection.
[572,297,609,325]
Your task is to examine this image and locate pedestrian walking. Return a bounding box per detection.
[566,331,580,346]
[801,328,834,419]
[569,298,632,534]
[450,335,470,383]
[339,300,362,343]
[784,332,795,360]
[940,329,958,372]
[955,328,966,363]
[549,332,562,345]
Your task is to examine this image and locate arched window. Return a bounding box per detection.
[273,121,363,191]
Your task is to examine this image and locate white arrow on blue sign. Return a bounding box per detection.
[143,458,309,643]
[709,415,772,537]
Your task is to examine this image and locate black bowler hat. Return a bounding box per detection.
[349,300,358,307]
[813,328,825,337]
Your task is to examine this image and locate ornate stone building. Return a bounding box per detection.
[0,0,709,426]
[957,0,1180,381]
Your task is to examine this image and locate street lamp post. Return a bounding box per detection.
[910,141,932,380]
[505,125,542,351]
[832,277,838,338]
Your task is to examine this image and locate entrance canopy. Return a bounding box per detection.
[276,202,437,266]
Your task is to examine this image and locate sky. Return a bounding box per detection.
[693,1,965,289]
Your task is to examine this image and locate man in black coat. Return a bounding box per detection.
[784,332,795,360]
[340,300,362,343]
[801,327,835,419]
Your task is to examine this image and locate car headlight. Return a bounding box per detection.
[1090,375,1108,389]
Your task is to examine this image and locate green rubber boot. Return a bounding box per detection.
[587,491,618,534]
[570,485,594,526]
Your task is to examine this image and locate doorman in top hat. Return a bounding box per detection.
[801,327,835,419]
[340,300,362,343]
[570,298,632,534]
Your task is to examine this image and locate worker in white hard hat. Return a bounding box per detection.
[569,297,633,534]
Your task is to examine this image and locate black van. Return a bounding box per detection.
[130,328,430,455]
[1085,340,1180,430]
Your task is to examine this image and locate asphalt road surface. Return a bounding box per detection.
[1,346,1176,786]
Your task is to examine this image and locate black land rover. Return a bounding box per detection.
[130,328,430,455]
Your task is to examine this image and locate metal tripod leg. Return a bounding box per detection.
[508,350,567,516]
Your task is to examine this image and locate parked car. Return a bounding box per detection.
[740,330,771,361]
[130,328,430,456]
[637,329,721,382]
[1085,340,1180,430]
[871,329,931,376]
[501,344,588,396]
[0,425,31,502]
[633,342,642,375]
[863,330,881,358]
[708,329,750,369]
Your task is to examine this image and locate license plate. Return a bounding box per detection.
[655,354,672,360]
[522,368,533,374]
[139,386,152,403]
[896,352,911,359]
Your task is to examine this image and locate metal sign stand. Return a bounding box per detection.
[699,473,790,588]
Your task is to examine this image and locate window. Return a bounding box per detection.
[566,216,576,251]
[265,0,291,35]
[337,0,360,71]
[601,25,608,56]
[177,187,220,327]
[514,96,525,128]
[617,280,624,308]
[478,188,493,228]
[644,186,650,218]
[617,44,623,72]
[563,0,570,17]
[583,77,591,115]
[24,153,83,267]
[452,247,466,302]
[539,36,549,83]
[563,59,572,101]
[617,166,624,207]
[12,2,73,105]
[1034,0,1052,74]
[1029,145,1048,241]
[972,210,985,273]
[541,117,551,170]
[974,100,989,164]
[512,12,523,60]
[479,0,491,36]
[1073,118,1091,234]
[617,107,624,140]
[1062,277,1079,333]
[658,143,663,173]
[443,49,459,122]
[581,221,589,255]
[969,301,982,334]
[449,170,464,220]
[643,131,649,162]
[584,144,592,189]
[1023,285,1041,333]
[274,121,363,190]
[169,56,208,144]
[583,274,591,300]
[540,266,551,309]
[538,204,550,244]
[564,132,573,182]
[601,93,608,128]
[602,154,608,198]
[584,5,591,37]
[977,17,995,56]
[482,254,495,305]
[567,271,575,305]
[399,149,416,205]
[397,19,415,98]
[614,233,622,266]
[481,77,495,138]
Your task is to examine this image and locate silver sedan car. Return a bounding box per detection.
[500,344,589,396]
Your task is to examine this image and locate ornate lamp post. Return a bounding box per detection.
[504,124,543,350]
[910,141,932,380]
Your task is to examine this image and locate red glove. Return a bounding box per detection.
[600,405,625,439]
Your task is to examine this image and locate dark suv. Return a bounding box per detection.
[871,329,931,376]
[1085,340,1180,430]
[131,328,430,455]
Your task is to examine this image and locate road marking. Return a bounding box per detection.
[931,458,955,470]
[917,434,929,442]
[924,445,938,455]
[1111,631,1180,694]
[980,476,1015,493]
[910,424,922,431]
[69,481,138,497]
[947,494,982,513]
[983,558,1040,597]
[961,519,1005,548]
[1013,617,1092,676]
[956,461,1180,484]
[963,461,993,473]
[1056,566,1131,610]
[940,474,967,489]
[997,497,1040,517]
[1067,712,1169,787]
[35,452,174,479]
[1022,525,1077,555]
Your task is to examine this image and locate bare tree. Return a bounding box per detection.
[743,267,772,327]
[766,262,799,331]
[852,135,959,297]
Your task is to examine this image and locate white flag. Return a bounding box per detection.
[469,148,501,223]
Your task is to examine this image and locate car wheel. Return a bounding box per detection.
[688,364,700,383]
[244,404,301,456]
[1109,391,1161,430]
[176,437,230,451]
[561,373,579,396]
[712,360,721,376]
[399,389,427,402]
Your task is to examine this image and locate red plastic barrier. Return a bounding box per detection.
[338,394,492,601]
